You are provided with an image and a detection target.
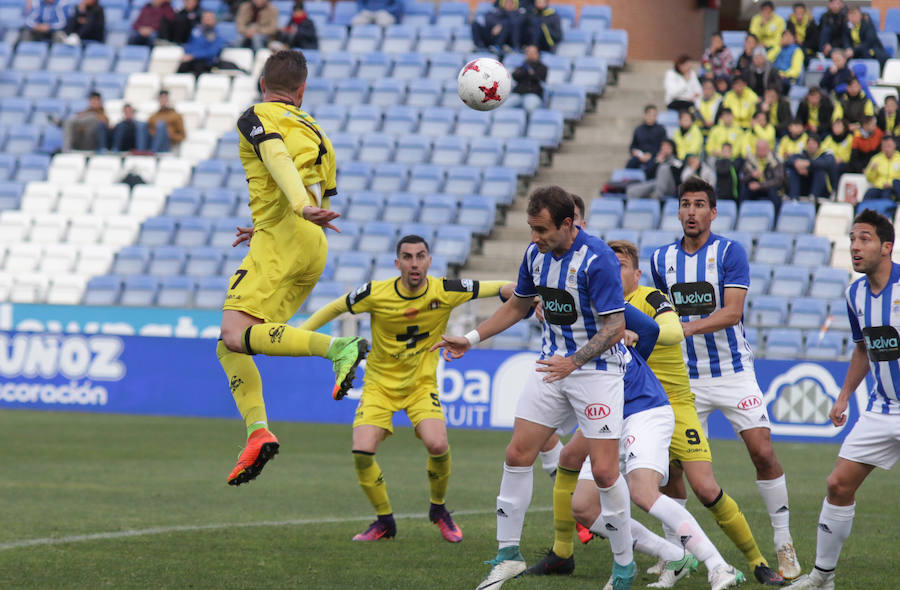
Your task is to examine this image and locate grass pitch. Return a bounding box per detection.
[1,410,898,589]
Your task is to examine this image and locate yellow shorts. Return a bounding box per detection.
[223,214,327,323]
[669,399,713,463]
[353,381,446,433]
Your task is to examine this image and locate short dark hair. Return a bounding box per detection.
[570,193,585,220]
[792,2,806,9]
[608,240,639,270]
[644,104,657,113]
[862,114,877,125]
[396,234,429,255]
[788,118,803,127]
[674,54,691,70]
[760,1,774,10]
[527,185,574,228]
[678,175,717,208]
[807,86,822,96]
[89,91,101,99]
[746,32,758,41]
[886,95,898,105]
[883,135,896,144]
[854,209,894,244]
[720,107,733,116]
[262,50,309,94]
[847,75,861,86]
[158,89,169,97]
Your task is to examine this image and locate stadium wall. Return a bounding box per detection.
[0,330,868,444]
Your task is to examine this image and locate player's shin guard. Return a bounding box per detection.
[649,495,726,572]
[243,324,332,357]
[496,463,533,549]
[756,474,792,547]
[216,340,267,436]
[597,474,634,566]
[814,499,854,571]
[427,449,451,505]
[551,466,579,559]
[539,439,563,478]
[353,451,392,515]
[628,518,685,563]
[706,489,767,567]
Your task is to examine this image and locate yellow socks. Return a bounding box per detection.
[706,490,767,567]
[216,340,267,437]
[551,466,580,559]
[427,449,451,505]
[243,324,331,357]
[353,451,392,515]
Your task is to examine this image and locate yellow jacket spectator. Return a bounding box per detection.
[749,1,785,53]
[772,29,804,85]
[819,119,853,164]
[694,78,721,133]
[777,120,808,161]
[672,111,704,160]
[706,109,746,158]
[721,77,758,128]
[745,112,776,155]
[864,139,900,189]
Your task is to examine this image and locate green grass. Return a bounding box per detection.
[0,410,897,589]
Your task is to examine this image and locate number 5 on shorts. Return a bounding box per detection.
[231,269,248,290]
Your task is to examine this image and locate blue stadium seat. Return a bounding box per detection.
[788,297,828,330]
[810,267,849,300]
[165,188,202,217]
[638,230,677,259]
[345,191,385,222]
[138,217,178,247]
[749,294,788,326]
[526,109,564,149]
[185,246,224,277]
[338,161,372,192]
[419,107,456,137]
[776,201,816,233]
[720,30,747,47]
[333,78,369,107]
[417,25,451,54]
[192,160,228,189]
[622,198,660,231]
[12,41,48,70]
[199,189,238,218]
[579,4,611,31]
[0,97,32,126]
[465,137,503,167]
[370,162,409,193]
[543,54,572,85]
[120,275,159,307]
[571,56,608,95]
[792,235,831,267]
[0,182,24,211]
[754,232,793,265]
[404,1,435,27]
[208,217,251,248]
[431,135,468,166]
[346,24,382,53]
[328,220,360,252]
[358,221,398,254]
[502,138,540,175]
[303,281,344,313]
[148,245,187,276]
[56,72,92,100]
[83,275,122,305]
[399,222,436,244]
[0,43,11,70]
[408,164,444,194]
[174,217,213,247]
[420,193,459,225]
[604,229,639,245]
[857,198,896,219]
[492,108,527,139]
[878,32,898,58]
[592,29,628,68]
[0,70,23,98]
[80,44,116,74]
[548,84,587,120]
[92,72,128,100]
[480,166,516,205]
[556,29,591,58]
[436,1,469,27]
[721,230,753,255]
[157,276,195,308]
[4,125,41,155]
[554,3,576,28]
[21,71,57,100]
[770,265,810,297]
[333,251,374,284]
[765,328,803,359]
[13,153,49,182]
[313,104,347,132]
[357,133,393,163]
[406,78,442,108]
[749,263,772,295]
[455,108,492,138]
[112,246,151,275]
[369,78,407,108]
[0,153,15,181]
[827,298,852,332]
[46,43,81,73]
[382,25,417,54]
[383,192,420,223]
[343,106,380,136]
[394,135,431,164]
[449,25,475,53]
[114,45,150,74]
[458,194,496,235]
[804,330,845,360]
[304,0,331,23]
[372,253,400,281]
[303,78,334,110]
[709,199,737,232]
[331,1,359,25]
[194,276,227,308]
[428,52,464,81]
[849,58,880,86]
[393,52,429,82]
[215,132,239,160]
[357,52,392,81]
[320,51,357,79]
[383,105,418,136]
[318,23,348,52]
[433,224,472,265]
[330,132,360,160]
[587,197,624,233]
[736,200,775,232]
[444,166,481,195]
[887,8,900,34]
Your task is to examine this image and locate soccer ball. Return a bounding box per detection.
[457,58,511,111]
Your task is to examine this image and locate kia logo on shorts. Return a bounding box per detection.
[623,435,635,448]
[584,403,611,420]
[737,395,762,410]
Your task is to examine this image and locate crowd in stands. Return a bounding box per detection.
[470,0,562,55]
[623,0,900,209]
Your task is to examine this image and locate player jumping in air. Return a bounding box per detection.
[791,210,900,590]
[216,50,368,487]
[300,235,514,542]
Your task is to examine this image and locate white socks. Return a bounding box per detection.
[597,473,634,566]
[538,440,563,478]
[756,474,792,547]
[815,499,855,572]
[661,496,687,546]
[649,495,726,572]
[496,463,533,549]
[628,517,684,562]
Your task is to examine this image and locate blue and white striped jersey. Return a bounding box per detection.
[651,233,754,379]
[624,349,670,419]
[846,263,900,415]
[515,228,630,373]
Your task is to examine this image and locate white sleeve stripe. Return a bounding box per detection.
[595,306,625,316]
[723,284,749,289]
[514,289,537,298]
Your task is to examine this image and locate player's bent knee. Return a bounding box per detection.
[591,465,619,489]
[559,444,587,471]
[505,444,537,467]
[220,328,245,353]
[825,472,856,504]
[424,439,448,455]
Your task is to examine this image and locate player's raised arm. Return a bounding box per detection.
[431,294,533,360]
[299,296,350,332]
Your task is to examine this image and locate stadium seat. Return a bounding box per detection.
[579,5,611,31]
[112,246,151,275]
[622,199,660,231]
[754,232,793,265]
[433,224,472,265]
[0,70,23,98]
[556,29,591,58]
[5,126,41,156]
[91,184,130,215]
[102,216,140,247]
[206,216,248,249]
[792,235,831,267]
[526,109,564,149]
[194,73,231,105]
[765,328,803,359]
[814,200,854,241]
[358,221,398,254]
[393,52,429,82]
[406,78,442,108]
[46,43,81,73]
[444,166,482,196]
[0,97,33,126]
[333,251,374,284]
[399,222,436,244]
[465,137,503,167]
[887,8,900,34]
[810,267,850,300]
[174,217,213,247]
[55,72,92,101]
[420,193,459,225]
[878,32,898,59]
[333,78,370,107]
[138,217,177,247]
[193,275,227,308]
[848,58,880,86]
[124,72,161,104]
[12,41,48,70]
[407,164,444,194]
[338,161,372,192]
[417,26,451,54]
[157,276,195,308]
[4,243,40,273]
[587,197,624,233]
[554,3,576,28]
[320,51,357,79]
[450,25,475,53]
[185,247,224,277]
[458,194,496,235]
[192,160,228,190]
[419,107,456,137]
[749,295,788,326]
[346,25,382,53]
[492,109,527,139]
[0,210,32,243]
[382,193,420,223]
[804,330,845,360]
[749,263,772,295]
[605,229,641,247]
[346,191,385,222]
[404,1,435,27]
[32,97,67,126]
[57,185,94,215]
[370,162,410,193]
[770,265,810,297]
[592,29,628,69]
[328,221,360,252]
[542,54,572,86]
[788,297,829,330]
[638,230,677,259]
[382,25,417,54]
[83,275,123,305]
[431,136,468,166]
[369,78,408,109]
[330,132,360,160]
[709,198,737,232]
[45,274,87,305]
[0,155,16,182]
[115,45,151,74]
[80,44,116,74]
[14,153,49,182]
[776,200,816,233]
[436,1,469,27]
[428,52,464,82]
[480,166,517,205]
[357,52,392,81]
[67,215,104,246]
[20,182,59,215]
[394,135,431,164]
[346,104,383,135]
[93,72,128,100]
[548,84,587,120]
[120,275,159,306]
[736,200,775,232]
[502,139,540,175]
[148,245,187,276]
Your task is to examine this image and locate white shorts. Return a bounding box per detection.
[579,405,675,484]
[838,411,900,470]
[515,369,624,439]
[691,369,771,435]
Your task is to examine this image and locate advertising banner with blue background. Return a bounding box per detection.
[0,330,868,444]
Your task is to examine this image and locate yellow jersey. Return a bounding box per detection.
[236,101,337,230]
[626,285,693,404]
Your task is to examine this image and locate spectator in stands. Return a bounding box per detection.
[507,45,546,113]
[796,86,840,137]
[62,91,109,152]
[878,96,900,136]
[818,0,848,58]
[626,104,666,169]
[177,11,230,77]
[276,1,318,49]
[741,138,785,211]
[147,90,185,153]
[714,142,741,201]
[772,27,804,92]
[788,2,818,61]
[20,0,67,42]
[672,110,703,160]
[701,32,734,80]
[161,0,200,45]
[747,109,776,153]
[842,6,890,68]
[525,0,562,53]
[778,118,809,162]
[625,139,680,200]
[820,49,852,95]
[351,0,404,27]
[110,104,149,152]
[850,115,883,172]
[721,75,757,129]
[681,154,715,187]
[63,0,105,44]
[863,135,900,201]
[759,86,792,138]
[820,117,852,189]
[839,76,875,130]
[706,107,745,160]
[743,45,780,97]
[713,73,731,95]
[786,134,832,198]
[733,32,758,76]
[235,0,279,50]
[748,1,785,55]
[471,0,524,54]
[129,0,174,46]
[695,78,721,135]
[664,54,702,112]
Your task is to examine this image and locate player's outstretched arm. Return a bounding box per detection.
[682,286,746,337]
[299,296,350,332]
[537,310,625,382]
[474,280,512,299]
[831,341,869,427]
[431,294,533,360]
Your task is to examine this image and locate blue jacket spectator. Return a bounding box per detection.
[351,0,403,27]
[177,12,235,77]
[626,105,667,169]
[64,0,106,43]
[842,7,889,67]
[471,0,525,53]
[21,0,68,42]
[820,50,852,95]
[111,104,150,152]
[526,0,562,53]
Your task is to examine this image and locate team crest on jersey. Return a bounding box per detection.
[429,299,440,310]
[566,268,577,286]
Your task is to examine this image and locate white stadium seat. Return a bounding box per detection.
[149,45,185,76]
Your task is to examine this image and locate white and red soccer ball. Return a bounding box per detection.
[457,58,511,111]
